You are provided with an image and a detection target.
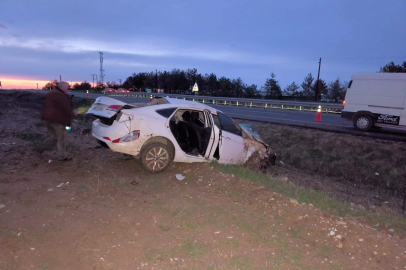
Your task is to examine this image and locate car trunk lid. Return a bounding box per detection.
[86,97,136,126]
[86,96,134,118]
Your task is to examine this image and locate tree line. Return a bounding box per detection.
[122,69,348,101]
[42,60,406,102]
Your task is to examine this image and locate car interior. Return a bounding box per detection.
[169,110,213,156]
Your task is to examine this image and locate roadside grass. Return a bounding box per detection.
[77,105,91,115]
[229,255,253,269]
[245,122,406,196]
[182,239,205,257]
[158,224,171,232]
[211,162,406,237]
[317,245,332,258]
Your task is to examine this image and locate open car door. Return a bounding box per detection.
[216,112,246,164]
[202,110,220,159]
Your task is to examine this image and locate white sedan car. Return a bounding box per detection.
[86,96,275,173]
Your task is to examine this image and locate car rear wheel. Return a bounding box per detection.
[353,114,373,131]
[141,143,172,173]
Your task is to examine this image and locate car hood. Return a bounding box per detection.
[238,124,267,145]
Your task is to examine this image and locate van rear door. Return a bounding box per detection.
[399,83,406,127]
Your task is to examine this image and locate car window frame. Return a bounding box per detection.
[216,111,242,137]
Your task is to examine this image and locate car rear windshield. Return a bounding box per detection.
[156,108,176,118]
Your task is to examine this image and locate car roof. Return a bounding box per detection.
[352,73,406,81]
[162,97,220,113]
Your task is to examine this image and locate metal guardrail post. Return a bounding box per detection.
[282,105,284,110]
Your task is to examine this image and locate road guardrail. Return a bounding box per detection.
[107,92,343,113]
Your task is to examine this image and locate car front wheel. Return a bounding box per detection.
[141,143,172,173]
[353,114,373,131]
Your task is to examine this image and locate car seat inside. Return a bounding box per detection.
[170,110,211,156]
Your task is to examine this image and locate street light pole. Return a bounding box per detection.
[315,57,321,102]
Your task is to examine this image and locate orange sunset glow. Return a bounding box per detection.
[0,77,82,89]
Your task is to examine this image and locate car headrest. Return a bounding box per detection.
[191,111,199,120]
[182,111,191,122]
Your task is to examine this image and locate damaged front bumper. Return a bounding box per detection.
[239,124,276,168]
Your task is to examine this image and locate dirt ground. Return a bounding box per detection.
[1,92,406,270]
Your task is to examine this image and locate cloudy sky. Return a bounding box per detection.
[0,0,405,89]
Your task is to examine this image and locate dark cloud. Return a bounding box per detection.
[0,0,406,87]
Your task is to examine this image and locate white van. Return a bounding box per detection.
[341,73,406,131]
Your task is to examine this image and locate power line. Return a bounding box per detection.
[263,57,406,66]
[323,56,406,60]
[264,59,318,66]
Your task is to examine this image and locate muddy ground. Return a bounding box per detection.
[1,91,406,270]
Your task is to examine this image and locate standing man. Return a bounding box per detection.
[38,81,77,161]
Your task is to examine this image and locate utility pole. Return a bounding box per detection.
[118,79,122,85]
[315,57,321,102]
[155,69,158,92]
[91,74,97,88]
[60,75,62,82]
[99,52,105,86]
[37,83,38,90]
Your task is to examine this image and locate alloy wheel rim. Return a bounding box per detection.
[145,147,169,171]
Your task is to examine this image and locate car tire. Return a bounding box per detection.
[353,114,373,131]
[141,142,173,173]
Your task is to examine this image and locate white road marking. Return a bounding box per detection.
[227,112,350,127]
[218,108,288,115]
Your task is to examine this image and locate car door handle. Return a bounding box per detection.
[224,136,231,140]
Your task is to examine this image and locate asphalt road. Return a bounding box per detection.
[69,91,352,129]
[29,90,404,140]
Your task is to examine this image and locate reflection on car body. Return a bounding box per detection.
[86,96,275,173]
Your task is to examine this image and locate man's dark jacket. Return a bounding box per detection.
[41,88,72,126]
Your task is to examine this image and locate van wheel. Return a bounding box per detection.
[141,143,172,173]
[353,115,373,131]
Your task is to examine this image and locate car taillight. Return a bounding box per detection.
[112,130,140,143]
[106,105,121,111]
[103,137,111,141]
[343,100,346,107]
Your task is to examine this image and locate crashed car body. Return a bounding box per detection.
[86,96,275,173]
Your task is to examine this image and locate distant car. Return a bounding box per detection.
[86,97,275,173]
[118,88,130,93]
[105,88,117,93]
